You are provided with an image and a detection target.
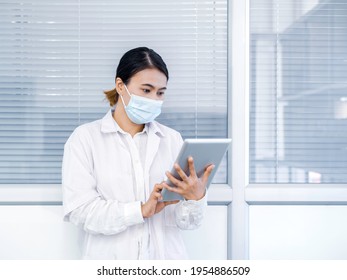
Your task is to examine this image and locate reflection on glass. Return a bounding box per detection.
[0,1,228,184]
[250,0,347,183]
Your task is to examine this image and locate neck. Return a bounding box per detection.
[113,102,144,137]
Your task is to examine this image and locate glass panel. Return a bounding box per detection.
[250,0,347,183]
[0,0,228,184]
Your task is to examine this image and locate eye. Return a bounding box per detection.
[143,88,151,94]
[157,91,165,96]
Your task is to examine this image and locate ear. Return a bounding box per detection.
[115,77,124,96]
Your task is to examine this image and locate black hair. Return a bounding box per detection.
[104,47,169,106]
[117,47,169,84]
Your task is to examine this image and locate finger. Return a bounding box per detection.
[162,182,183,195]
[188,156,197,178]
[154,183,164,192]
[150,191,159,200]
[150,185,163,200]
[165,170,184,187]
[154,192,162,200]
[173,162,189,182]
[202,164,215,183]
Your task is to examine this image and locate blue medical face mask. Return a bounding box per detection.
[120,84,163,124]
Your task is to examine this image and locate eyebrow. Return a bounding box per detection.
[141,83,167,90]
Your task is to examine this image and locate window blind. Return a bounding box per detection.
[0,0,228,184]
[249,0,347,183]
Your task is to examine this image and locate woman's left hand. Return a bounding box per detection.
[163,156,215,201]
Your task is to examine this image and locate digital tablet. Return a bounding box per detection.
[161,138,232,201]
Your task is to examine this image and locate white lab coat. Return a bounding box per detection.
[62,109,206,259]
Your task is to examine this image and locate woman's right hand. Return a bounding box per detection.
[141,183,179,218]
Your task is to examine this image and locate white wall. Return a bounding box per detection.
[0,205,80,259]
[0,205,227,260]
[249,205,347,259]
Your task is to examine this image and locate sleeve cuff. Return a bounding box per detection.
[184,191,208,206]
[123,201,144,226]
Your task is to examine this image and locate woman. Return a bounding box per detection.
[62,47,214,259]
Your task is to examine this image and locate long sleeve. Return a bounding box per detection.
[68,197,144,235]
[174,193,207,230]
[62,125,144,235]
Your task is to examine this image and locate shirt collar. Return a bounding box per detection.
[100,109,165,137]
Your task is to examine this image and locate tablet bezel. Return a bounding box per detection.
[161,138,231,201]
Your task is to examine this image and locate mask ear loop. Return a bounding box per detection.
[120,84,132,108]
[124,84,132,97]
[119,94,127,108]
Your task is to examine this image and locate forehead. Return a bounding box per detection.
[129,68,167,88]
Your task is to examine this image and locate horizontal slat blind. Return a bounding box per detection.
[249,0,347,183]
[0,0,228,184]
